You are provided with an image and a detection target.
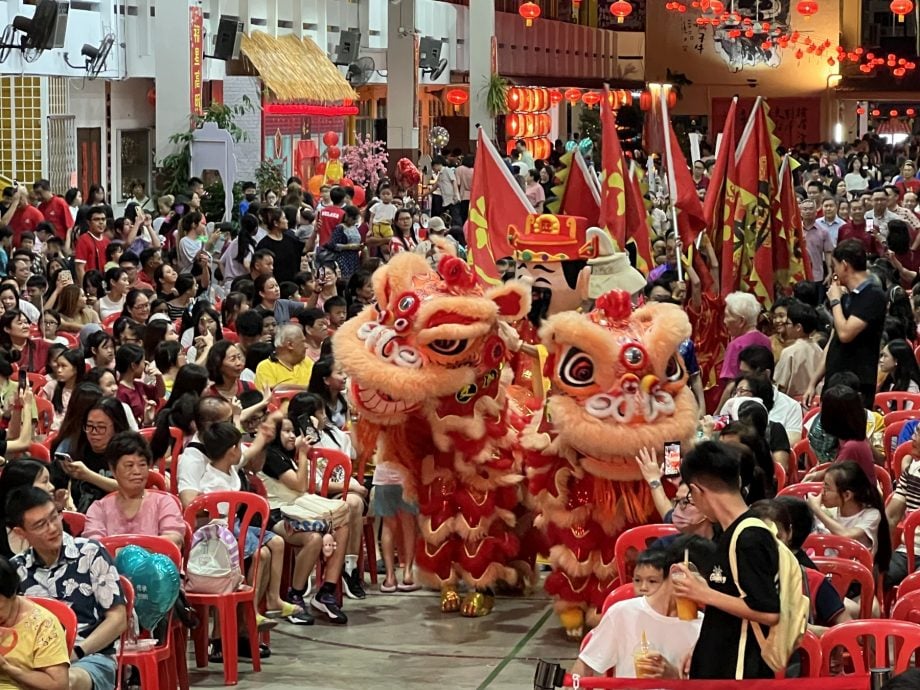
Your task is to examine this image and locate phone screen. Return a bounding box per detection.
[296,414,320,444]
[54,452,72,464]
[663,442,682,476]
[18,369,27,394]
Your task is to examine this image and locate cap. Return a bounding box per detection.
[587,252,647,298]
[507,214,591,263]
[427,217,447,234]
[78,323,103,349]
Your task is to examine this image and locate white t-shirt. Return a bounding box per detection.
[199,462,243,515]
[371,202,397,226]
[177,434,208,494]
[97,294,126,319]
[813,506,882,556]
[770,388,803,439]
[578,596,702,677]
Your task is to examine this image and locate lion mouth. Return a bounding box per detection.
[354,386,417,415]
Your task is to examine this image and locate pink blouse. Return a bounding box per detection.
[83,491,186,541]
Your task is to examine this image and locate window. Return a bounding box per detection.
[119,129,150,201]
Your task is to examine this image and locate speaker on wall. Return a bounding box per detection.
[212,15,243,61]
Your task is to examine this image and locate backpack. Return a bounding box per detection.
[186,522,244,594]
[728,517,809,678]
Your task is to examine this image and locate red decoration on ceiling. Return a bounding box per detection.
[610,0,633,22]
[262,104,359,116]
[445,88,469,107]
[891,0,914,22]
[518,1,541,26]
[581,91,602,107]
[563,88,582,104]
[549,90,563,105]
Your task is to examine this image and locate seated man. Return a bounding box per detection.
[8,486,127,690]
[570,536,712,680]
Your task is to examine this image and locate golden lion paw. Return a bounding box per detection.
[441,586,461,613]
[460,591,494,617]
[558,608,584,640]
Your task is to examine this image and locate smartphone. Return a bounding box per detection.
[53,452,73,464]
[712,414,731,431]
[663,441,682,477]
[17,369,27,394]
[318,265,327,283]
[295,414,320,444]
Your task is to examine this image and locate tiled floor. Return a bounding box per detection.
[187,586,577,689]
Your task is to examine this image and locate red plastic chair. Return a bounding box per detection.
[774,460,787,491]
[114,574,177,690]
[892,440,914,480]
[884,409,919,426]
[875,465,893,500]
[33,397,53,436]
[803,406,821,425]
[903,509,920,574]
[23,442,50,461]
[876,391,920,413]
[101,312,120,334]
[776,629,823,679]
[221,328,239,343]
[777,481,824,500]
[812,557,876,618]
[600,583,636,614]
[146,471,167,491]
[820,619,920,675]
[61,510,85,537]
[891,589,920,624]
[138,426,184,485]
[270,389,301,411]
[613,524,680,585]
[791,439,819,481]
[307,448,353,602]
[31,596,77,653]
[183,491,269,686]
[896,570,920,599]
[25,371,46,394]
[55,331,79,348]
[803,533,873,571]
[884,420,910,465]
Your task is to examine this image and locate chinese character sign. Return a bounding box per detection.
[189,6,204,116]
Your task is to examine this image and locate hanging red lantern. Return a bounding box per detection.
[871,108,881,116]
[891,0,914,22]
[796,0,818,17]
[666,89,678,108]
[564,88,582,104]
[895,67,907,76]
[639,91,652,111]
[507,87,521,110]
[549,90,563,105]
[582,92,602,107]
[326,145,341,160]
[891,109,900,117]
[710,0,725,12]
[506,114,522,138]
[610,0,633,22]
[519,1,541,26]
[322,131,339,147]
[856,106,866,115]
[445,88,469,110]
[908,108,917,116]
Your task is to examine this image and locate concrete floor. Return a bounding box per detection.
[187,585,577,690]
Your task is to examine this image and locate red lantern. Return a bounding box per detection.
[564,88,582,104]
[871,108,881,116]
[796,0,818,17]
[519,1,541,26]
[891,0,914,22]
[895,67,907,76]
[639,91,652,111]
[446,88,469,108]
[891,109,899,117]
[710,0,725,12]
[908,108,917,116]
[146,86,156,107]
[322,131,339,147]
[549,90,563,105]
[667,89,678,108]
[582,92,602,107]
[610,0,632,22]
[326,145,341,160]
[507,87,521,111]
[856,106,866,115]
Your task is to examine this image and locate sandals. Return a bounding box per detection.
[264,601,303,619]
[380,581,398,593]
[397,582,421,592]
[255,614,280,631]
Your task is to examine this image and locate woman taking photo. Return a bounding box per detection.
[308,357,349,430]
[56,396,132,512]
[84,431,186,550]
[206,340,250,400]
[254,274,302,325]
[97,267,131,319]
[42,348,86,433]
[220,214,258,289]
[878,338,920,397]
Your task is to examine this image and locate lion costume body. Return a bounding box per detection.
[523,290,698,637]
[333,252,532,616]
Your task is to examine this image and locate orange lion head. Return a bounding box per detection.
[540,290,698,480]
[333,253,531,426]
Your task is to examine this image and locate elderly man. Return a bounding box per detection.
[254,324,314,391]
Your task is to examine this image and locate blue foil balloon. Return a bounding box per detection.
[564,139,577,152]
[115,545,180,631]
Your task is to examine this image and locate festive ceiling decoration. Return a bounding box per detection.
[854,104,918,118]
[610,0,633,22]
[519,1,541,27]
[796,0,819,17]
[445,88,469,112]
[890,0,914,22]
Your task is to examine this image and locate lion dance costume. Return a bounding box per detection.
[524,290,698,638]
[334,252,531,616]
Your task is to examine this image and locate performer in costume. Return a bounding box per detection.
[523,289,698,639]
[334,251,531,616]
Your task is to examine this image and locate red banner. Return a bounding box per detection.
[189,6,204,116]
[711,97,821,149]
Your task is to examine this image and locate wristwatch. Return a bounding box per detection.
[648,479,662,490]
[829,298,841,308]
[74,645,86,659]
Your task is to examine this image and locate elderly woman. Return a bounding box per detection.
[84,431,185,550]
[718,291,770,407]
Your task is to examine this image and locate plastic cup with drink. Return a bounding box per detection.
[670,548,701,621]
[632,630,660,678]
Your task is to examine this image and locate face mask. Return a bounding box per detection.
[672,503,706,530]
[245,193,257,201]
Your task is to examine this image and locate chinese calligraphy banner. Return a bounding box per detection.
[189,6,204,116]
[711,97,820,149]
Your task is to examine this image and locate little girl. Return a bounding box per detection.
[42,348,85,433]
[114,343,165,425]
[372,457,419,593]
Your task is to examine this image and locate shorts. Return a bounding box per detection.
[74,653,117,690]
[372,484,418,517]
[234,521,274,559]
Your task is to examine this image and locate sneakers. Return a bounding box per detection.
[342,570,366,600]
[311,589,348,624]
[285,590,315,625]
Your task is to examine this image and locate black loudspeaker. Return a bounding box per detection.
[334,30,360,66]
[418,36,442,71]
[374,118,386,143]
[212,15,242,61]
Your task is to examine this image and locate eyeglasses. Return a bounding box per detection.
[84,423,111,434]
[26,507,61,533]
[735,387,754,395]
[674,495,695,510]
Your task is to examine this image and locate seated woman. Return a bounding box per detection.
[83,431,185,550]
[0,310,50,374]
[41,348,86,434]
[56,285,100,333]
[878,338,920,404]
[0,556,69,690]
[805,385,877,485]
[206,341,251,401]
[84,330,115,371]
[806,371,885,466]
[285,393,367,599]
[307,357,350,430]
[114,343,165,426]
[54,396,131,513]
[84,367,138,431]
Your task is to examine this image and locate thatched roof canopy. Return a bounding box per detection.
[240,32,358,103]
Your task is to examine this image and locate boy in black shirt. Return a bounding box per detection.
[671,441,780,679]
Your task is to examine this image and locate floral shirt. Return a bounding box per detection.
[12,534,125,654]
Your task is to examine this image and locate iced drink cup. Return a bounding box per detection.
[670,562,700,621]
[633,645,660,678]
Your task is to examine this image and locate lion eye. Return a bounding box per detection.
[559,348,595,388]
[665,355,684,382]
[429,339,468,356]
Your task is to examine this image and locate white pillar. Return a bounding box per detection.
[386,0,418,160]
[154,0,194,161]
[468,0,495,143]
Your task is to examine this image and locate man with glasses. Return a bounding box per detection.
[8,486,126,690]
[74,205,111,283]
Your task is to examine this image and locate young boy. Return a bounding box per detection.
[323,296,348,332]
[368,185,398,257]
[773,301,823,398]
[571,537,711,680]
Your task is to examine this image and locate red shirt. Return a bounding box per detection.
[74,232,111,274]
[37,196,73,239]
[316,206,345,247]
[8,205,44,247]
[837,221,878,254]
[896,179,920,199]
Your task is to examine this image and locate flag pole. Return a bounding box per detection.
[659,84,683,281]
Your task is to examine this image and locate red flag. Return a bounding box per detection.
[662,123,706,249]
[465,129,535,285]
[624,161,654,274]
[599,86,628,250]
[557,149,601,226]
[703,98,738,296]
[776,155,811,288]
